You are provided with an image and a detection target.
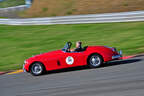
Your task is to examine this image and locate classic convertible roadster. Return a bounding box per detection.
[23,42,122,76]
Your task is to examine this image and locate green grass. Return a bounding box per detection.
[0,22,144,71]
[0,17,8,18]
[0,0,25,8]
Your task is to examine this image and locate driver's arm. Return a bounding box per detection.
[70,48,74,52]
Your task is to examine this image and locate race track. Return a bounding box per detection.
[0,55,144,96]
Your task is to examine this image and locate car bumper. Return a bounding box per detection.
[112,55,122,59]
[112,50,122,60]
[23,64,26,72]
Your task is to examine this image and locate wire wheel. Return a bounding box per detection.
[88,54,103,68]
[30,62,44,76]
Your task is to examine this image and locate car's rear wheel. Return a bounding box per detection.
[88,53,103,68]
[30,62,45,76]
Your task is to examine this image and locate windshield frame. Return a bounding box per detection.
[61,42,72,52]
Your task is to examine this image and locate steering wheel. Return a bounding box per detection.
[67,42,72,49]
[66,42,72,52]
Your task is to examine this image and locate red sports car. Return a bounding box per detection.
[23,42,122,76]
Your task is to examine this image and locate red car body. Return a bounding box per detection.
[23,44,122,73]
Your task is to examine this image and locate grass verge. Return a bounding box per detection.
[21,0,144,18]
[0,0,25,8]
[0,22,144,71]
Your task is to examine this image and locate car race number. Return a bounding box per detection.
[66,56,74,65]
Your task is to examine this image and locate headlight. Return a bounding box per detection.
[119,50,122,55]
[24,60,27,64]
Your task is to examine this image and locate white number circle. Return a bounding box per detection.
[66,56,74,65]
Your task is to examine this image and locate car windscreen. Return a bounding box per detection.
[62,42,72,52]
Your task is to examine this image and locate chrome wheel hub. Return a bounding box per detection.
[90,55,101,66]
[32,63,42,75]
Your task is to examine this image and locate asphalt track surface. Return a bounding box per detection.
[0,55,144,96]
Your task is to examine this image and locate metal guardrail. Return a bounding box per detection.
[0,11,144,25]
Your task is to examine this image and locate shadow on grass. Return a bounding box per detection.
[42,58,142,76]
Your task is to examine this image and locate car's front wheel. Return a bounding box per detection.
[30,62,45,76]
[88,53,103,68]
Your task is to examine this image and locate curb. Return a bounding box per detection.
[0,72,5,75]
[0,70,23,75]
[7,69,23,75]
[122,55,135,60]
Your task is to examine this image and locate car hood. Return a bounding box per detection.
[28,50,63,60]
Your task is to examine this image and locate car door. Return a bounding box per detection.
[59,51,87,68]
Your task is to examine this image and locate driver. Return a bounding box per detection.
[71,41,83,52]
